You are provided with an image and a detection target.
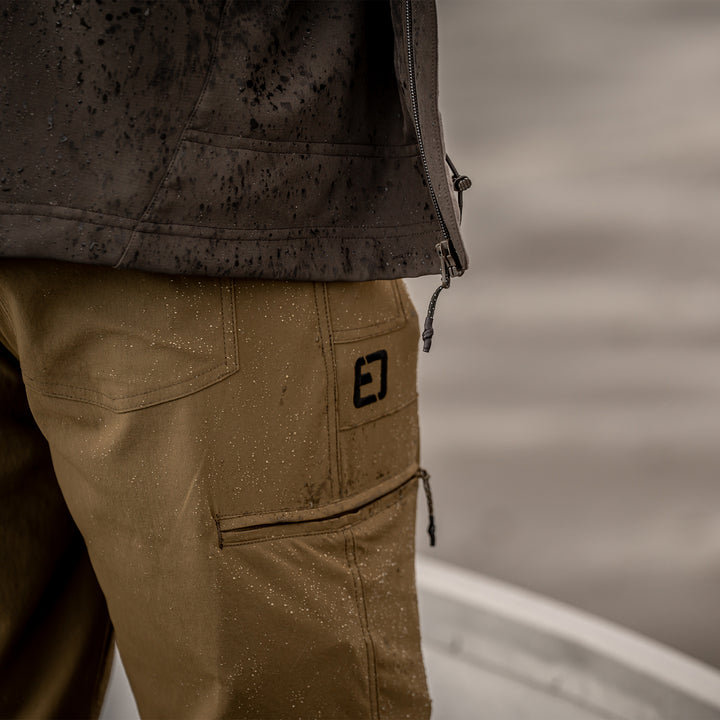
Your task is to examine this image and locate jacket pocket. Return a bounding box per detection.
[21,269,238,413]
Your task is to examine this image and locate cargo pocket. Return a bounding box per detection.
[325,279,420,497]
[216,466,418,548]
[20,268,238,413]
[213,468,430,719]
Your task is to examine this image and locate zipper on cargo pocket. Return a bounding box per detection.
[216,469,426,548]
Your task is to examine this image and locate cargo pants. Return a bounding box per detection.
[0,260,430,719]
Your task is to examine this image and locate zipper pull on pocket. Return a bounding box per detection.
[418,468,436,547]
[422,241,454,353]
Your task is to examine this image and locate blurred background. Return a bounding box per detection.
[408,0,720,669]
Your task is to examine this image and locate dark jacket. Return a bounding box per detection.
[0,0,468,282]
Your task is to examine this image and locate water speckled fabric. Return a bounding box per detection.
[0,0,467,281]
[0,260,430,719]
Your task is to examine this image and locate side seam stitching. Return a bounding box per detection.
[344,528,381,719]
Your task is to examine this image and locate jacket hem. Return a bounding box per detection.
[0,207,443,281]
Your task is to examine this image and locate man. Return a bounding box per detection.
[0,1,469,717]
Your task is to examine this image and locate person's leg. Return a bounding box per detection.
[0,259,429,719]
[0,333,113,719]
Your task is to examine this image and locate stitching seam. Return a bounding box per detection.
[218,464,417,523]
[332,318,408,345]
[226,280,238,370]
[345,530,380,720]
[333,317,399,334]
[0,204,138,224]
[182,135,420,159]
[186,128,419,149]
[0,206,438,239]
[322,283,343,498]
[23,358,232,402]
[220,483,406,547]
[313,284,336,499]
[349,529,381,719]
[339,395,417,432]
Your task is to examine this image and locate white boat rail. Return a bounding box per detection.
[418,555,720,719]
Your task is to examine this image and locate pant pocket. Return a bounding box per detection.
[326,279,421,497]
[9,263,238,412]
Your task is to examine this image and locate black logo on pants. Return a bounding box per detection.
[353,350,388,408]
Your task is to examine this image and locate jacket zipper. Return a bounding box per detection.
[404,0,462,352]
[404,0,456,267]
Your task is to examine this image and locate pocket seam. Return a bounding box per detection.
[338,394,417,432]
[216,473,415,549]
[217,462,417,526]
[216,464,419,544]
[330,281,407,345]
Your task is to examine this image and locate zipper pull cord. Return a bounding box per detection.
[445,153,472,220]
[418,468,436,547]
[423,241,453,353]
[422,281,447,353]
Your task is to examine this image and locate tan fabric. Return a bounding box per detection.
[0,260,430,719]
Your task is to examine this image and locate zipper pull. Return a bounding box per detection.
[422,241,455,353]
[446,154,472,220]
[418,468,436,547]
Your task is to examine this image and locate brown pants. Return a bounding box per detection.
[0,260,430,719]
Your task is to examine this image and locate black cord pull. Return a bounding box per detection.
[418,468,436,547]
[445,153,472,219]
[422,283,445,353]
[423,241,453,353]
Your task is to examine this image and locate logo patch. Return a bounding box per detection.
[353,350,388,408]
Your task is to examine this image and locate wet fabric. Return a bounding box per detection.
[0,1,468,281]
[0,260,430,719]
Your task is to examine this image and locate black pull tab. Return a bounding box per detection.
[418,468,436,546]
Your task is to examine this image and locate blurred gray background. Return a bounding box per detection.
[409,0,720,669]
